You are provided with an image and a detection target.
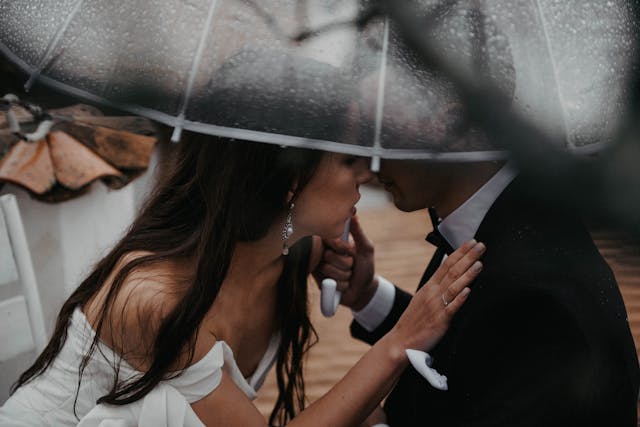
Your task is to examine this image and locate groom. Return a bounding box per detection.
[320,156,640,426]
[315,68,640,426]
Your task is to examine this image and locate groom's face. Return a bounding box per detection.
[377,159,453,212]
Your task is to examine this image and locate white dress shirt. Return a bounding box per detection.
[353,162,518,331]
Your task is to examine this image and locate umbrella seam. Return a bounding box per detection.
[171,0,220,142]
[371,17,391,172]
[532,0,573,149]
[24,0,86,91]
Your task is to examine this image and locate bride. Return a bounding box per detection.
[0,132,483,426]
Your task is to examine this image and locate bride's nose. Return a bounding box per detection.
[356,158,375,184]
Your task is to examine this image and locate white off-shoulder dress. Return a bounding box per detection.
[0,308,280,426]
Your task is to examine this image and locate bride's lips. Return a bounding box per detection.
[351,195,360,216]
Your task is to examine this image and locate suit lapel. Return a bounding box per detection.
[418,247,446,289]
[416,178,525,294]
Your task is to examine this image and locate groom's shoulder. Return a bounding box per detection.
[480,195,604,270]
[473,200,616,308]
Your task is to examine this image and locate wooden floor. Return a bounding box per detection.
[254,204,640,424]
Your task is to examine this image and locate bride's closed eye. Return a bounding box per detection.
[342,156,359,166]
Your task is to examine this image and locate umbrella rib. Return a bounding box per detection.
[0,41,516,163]
[24,0,85,91]
[532,0,573,149]
[171,0,220,143]
[181,119,511,161]
[371,17,391,172]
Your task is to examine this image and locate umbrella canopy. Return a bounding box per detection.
[0,0,636,165]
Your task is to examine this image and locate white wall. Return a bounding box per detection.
[0,147,161,403]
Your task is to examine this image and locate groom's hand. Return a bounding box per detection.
[312,215,377,311]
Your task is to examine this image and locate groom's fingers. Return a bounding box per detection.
[442,261,482,305]
[323,249,354,271]
[320,263,352,282]
[336,280,350,293]
[349,215,374,255]
[323,237,356,257]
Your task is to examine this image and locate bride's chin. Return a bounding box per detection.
[313,218,351,240]
[318,227,344,241]
[331,222,350,239]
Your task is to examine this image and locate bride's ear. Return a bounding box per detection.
[287,179,299,204]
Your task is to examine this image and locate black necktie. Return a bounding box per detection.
[418,207,454,289]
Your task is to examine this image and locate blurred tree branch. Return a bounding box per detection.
[378,0,640,238]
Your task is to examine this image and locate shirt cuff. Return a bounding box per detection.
[352,275,396,332]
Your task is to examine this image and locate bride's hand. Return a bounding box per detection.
[359,405,387,427]
[385,239,485,355]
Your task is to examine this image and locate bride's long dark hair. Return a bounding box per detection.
[11,132,324,425]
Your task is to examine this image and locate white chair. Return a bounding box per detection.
[0,194,47,362]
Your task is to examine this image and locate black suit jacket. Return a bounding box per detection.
[352,179,639,426]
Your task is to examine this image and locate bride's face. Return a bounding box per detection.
[293,153,373,239]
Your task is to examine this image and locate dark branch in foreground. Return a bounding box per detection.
[379,0,640,238]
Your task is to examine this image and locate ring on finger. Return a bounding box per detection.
[441,293,449,307]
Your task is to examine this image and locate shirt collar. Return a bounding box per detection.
[438,161,518,250]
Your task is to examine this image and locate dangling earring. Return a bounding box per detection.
[282,202,294,255]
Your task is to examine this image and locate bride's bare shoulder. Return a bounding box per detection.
[84,251,194,370]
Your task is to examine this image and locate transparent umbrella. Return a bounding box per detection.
[0,0,636,170]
